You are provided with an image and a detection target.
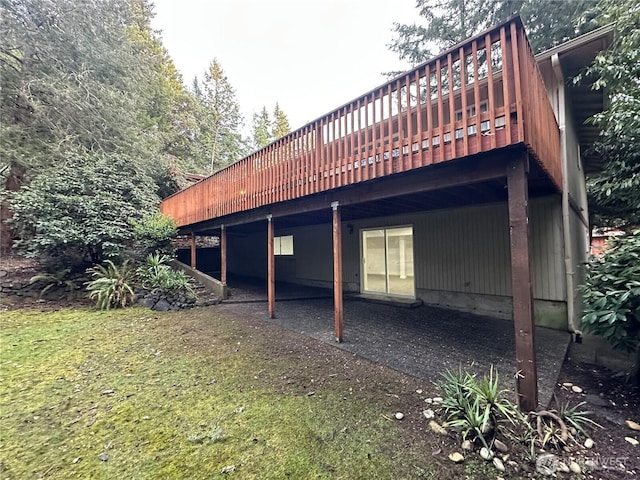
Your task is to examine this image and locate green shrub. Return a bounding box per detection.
[136,252,194,297]
[437,366,520,448]
[9,154,158,270]
[131,212,178,258]
[86,260,135,310]
[580,230,640,353]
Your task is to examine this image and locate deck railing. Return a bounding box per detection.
[161,17,560,228]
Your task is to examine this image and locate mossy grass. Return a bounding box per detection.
[1,307,439,479]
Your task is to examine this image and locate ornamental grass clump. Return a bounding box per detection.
[436,366,602,464]
[136,252,194,297]
[86,260,135,310]
[438,366,520,449]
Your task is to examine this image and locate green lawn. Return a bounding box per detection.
[0,307,463,479]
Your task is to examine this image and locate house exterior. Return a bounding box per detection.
[160,17,611,410]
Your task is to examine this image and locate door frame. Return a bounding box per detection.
[359,224,416,298]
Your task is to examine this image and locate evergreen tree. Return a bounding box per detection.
[271,102,291,139]
[252,106,272,150]
[0,0,193,252]
[388,0,597,69]
[191,59,245,173]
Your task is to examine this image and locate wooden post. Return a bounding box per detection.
[220,225,227,284]
[332,201,344,343]
[190,233,197,269]
[507,153,538,411]
[267,215,275,319]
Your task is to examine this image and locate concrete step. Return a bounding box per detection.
[346,293,423,309]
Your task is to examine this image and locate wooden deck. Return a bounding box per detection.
[161,17,560,228]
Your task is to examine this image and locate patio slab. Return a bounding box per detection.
[216,280,570,408]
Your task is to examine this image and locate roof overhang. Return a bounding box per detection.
[536,25,614,173]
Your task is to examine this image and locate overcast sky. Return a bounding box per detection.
[151,0,419,132]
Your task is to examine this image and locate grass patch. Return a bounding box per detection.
[0,307,439,479]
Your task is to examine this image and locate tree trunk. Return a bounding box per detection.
[1,162,26,255]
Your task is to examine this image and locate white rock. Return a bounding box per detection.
[584,438,594,449]
[626,420,640,431]
[428,420,448,435]
[585,459,598,470]
[395,412,404,420]
[535,454,559,476]
[494,439,509,453]
[625,437,639,446]
[571,385,583,393]
[569,461,581,474]
[423,409,435,420]
[493,457,505,472]
[562,382,573,387]
[557,461,570,473]
[432,396,443,404]
[461,440,473,450]
[480,447,493,460]
[416,389,423,394]
[448,452,464,463]
[425,398,433,404]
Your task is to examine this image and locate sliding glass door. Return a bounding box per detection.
[362,226,414,297]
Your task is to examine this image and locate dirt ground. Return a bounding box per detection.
[2,256,639,478]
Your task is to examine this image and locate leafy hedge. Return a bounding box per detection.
[580,230,640,353]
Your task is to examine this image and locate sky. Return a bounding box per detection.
[151,0,419,133]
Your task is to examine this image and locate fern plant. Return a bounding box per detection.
[86,260,135,310]
[29,268,78,299]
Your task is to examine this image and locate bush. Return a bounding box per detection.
[86,260,136,310]
[580,230,640,353]
[438,366,520,449]
[9,153,158,270]
[136,253,194,297]
[131,212,178,259]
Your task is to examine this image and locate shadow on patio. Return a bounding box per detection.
[217,277,570,408]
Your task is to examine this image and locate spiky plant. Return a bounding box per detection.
[29,268,78,299]
[86,260,135,310]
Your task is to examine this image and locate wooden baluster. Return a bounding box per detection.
[371,93,378,179]
[459,45,469,157]
[415,68,423,167]
[425,64,434,165]
[386,84,393,175]
[447,53,456,161]
[395,79,404,172]
[511,21,524,143]
[405,74,413,169]
[471,39,482,155]
[436,59,444,163]
[500,26,512,145]
[354,98,362,183]
[486,33,497,150]
[362,97,370,181]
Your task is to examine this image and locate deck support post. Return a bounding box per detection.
[190,233,197,269]
[267,215,275,319]
[220,225,227,285]
[507,152,538,411]
[332,202,344,343]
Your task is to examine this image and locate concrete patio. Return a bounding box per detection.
[216,278,571,408]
